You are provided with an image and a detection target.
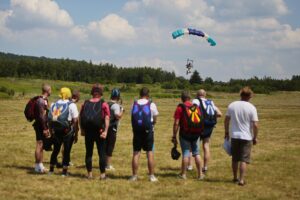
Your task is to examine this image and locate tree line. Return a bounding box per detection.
[0,52,299,94]
[0,52,176,84]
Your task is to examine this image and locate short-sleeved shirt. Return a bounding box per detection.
[192,98,218,111]
[50,99,79,121]
[174,101,193,130]
[131,99,159,122]
[174,101,192,120]
[226,101,258,141]
[88,98,110,119]
[109,101,121,127]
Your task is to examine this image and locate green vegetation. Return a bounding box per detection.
[0,78,299,199]
[1,52,300,94]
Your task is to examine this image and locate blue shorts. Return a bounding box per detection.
[200,127,214,140]
[179,135,200,158]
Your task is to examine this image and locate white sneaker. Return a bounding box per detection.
[149,175,158,182]
[34,166,48,174]
[128,175,138,181]
[178,174,187,180]
[106,165,115,171]
[187,165,193,171]
[198,174,205,180]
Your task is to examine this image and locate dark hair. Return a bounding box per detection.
[140,87,149,97]
[181,90,191,102]
[72,89,80,101]
[91,83,103,96]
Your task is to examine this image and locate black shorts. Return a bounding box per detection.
[133,129,154,152]
[231,138,252,164]
[33,124,44,141]
[106,127,117,157]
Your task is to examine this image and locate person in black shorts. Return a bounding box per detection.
[106,88,124,171]
[129,87,159,182]
[32,84,51,173]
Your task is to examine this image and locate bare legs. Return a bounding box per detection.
[232,161,247,184]
[35,140,43,164]
[131,151,155,176]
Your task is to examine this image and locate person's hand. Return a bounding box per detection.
[43,129,50,138]
[81,129,85,136]
[74,134,78,144]
[253,138,258,145]
[100,130,107,139]
[224,132,229,140]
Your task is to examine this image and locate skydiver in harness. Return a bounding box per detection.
[186,59,193,75]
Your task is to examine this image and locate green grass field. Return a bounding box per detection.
[0,78,299,200]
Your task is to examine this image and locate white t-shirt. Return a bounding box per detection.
[226,101,258,141]
[51,99,79,121]
[131,99,159,122]
[192,98,218,110]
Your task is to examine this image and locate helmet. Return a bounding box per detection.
[111,88,120,99]
[171,146,181,160]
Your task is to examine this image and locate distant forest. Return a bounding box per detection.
[0,52,299,93]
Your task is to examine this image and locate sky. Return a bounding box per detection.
[0,0,300,81]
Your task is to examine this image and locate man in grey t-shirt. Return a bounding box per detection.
[106,88,124,170]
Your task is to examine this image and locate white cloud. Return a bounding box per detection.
[70,26,88,42]
[88,14,136,41]
[123,1,141,12]
[0,10,12,37]
[7,0,73,30]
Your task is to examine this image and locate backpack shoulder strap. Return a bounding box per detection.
[108,101,116,109]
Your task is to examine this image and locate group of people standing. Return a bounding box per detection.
[28,83,258,185]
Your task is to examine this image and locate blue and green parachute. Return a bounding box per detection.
[172,28,216,46]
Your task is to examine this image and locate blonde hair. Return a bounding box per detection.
[59,87,72,100]
[240,86,253,99]
[197,89,206,97]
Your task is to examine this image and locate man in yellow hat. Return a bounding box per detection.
[48,87,79,176]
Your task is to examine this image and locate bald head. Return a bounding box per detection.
[197,89,206,98]
[42,83,51,96]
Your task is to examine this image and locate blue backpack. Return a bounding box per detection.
[199,98,217,128]
[131,100,152,132]
[48,101,72,132]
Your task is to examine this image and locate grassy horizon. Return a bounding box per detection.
[0,78,299,199]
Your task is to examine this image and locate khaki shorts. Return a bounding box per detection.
[231,138,252,164]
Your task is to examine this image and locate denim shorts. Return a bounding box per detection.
[179,135,200,158]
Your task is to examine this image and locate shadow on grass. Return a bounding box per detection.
[4,164,43,175]
[202,177,234,184]
[107,174,131,180]
[159,166,180,171]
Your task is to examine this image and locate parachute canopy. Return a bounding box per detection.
[172,28,216,46]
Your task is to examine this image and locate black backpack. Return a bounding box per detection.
[108,101,118,129]
[24,96,42,122]
[80,100,104,130]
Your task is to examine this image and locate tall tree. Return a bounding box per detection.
[189,70,203,84]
